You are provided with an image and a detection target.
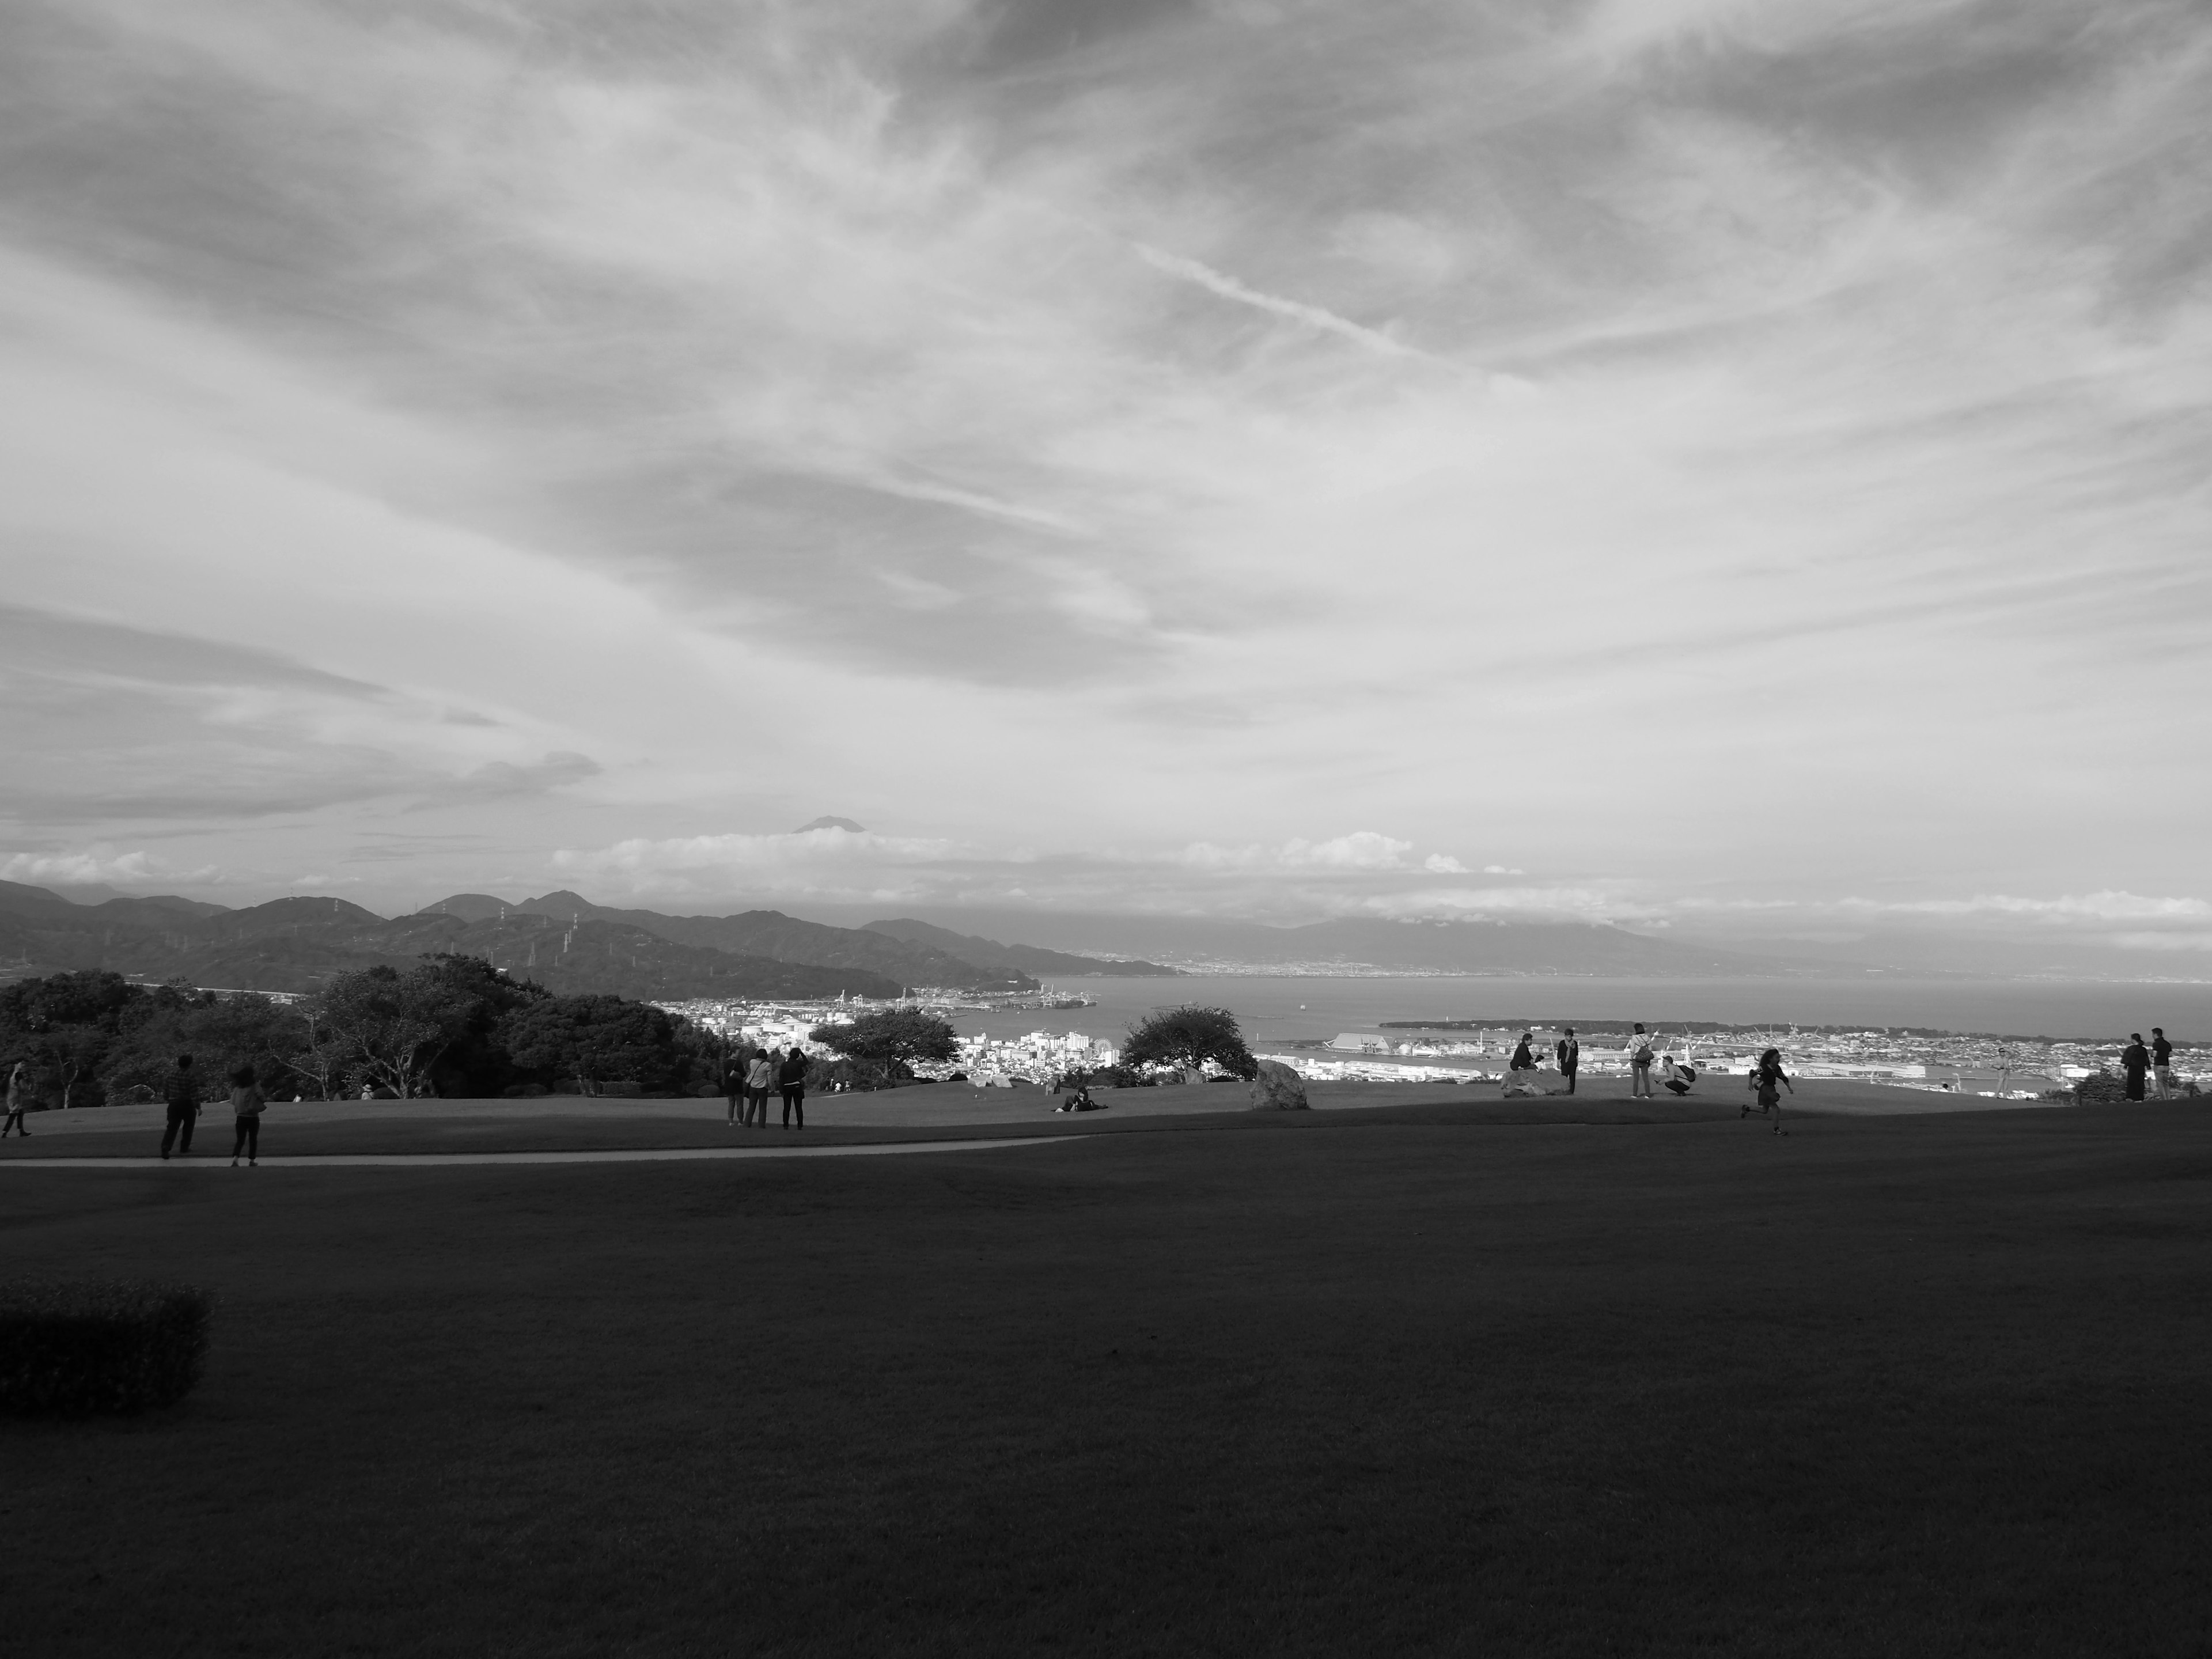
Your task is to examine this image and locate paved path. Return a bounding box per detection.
[0,1136,1077,1170]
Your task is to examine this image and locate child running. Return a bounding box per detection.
[1744,1047,1793,1135]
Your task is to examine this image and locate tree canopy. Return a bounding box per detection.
[1120,1005,1257,1079]
[809,1008,959,1066]
[0,960,711,1104]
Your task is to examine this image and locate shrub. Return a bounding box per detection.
[2073,1071,2132,1105]
[0,1279,213,1415]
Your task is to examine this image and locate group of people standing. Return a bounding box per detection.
[2121,1029,2180,1100]
[722,1044,811,1128]
[1503,1024,1790,1130]
[150,1053,270,1164]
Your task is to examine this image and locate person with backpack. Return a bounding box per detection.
[159,1054,200,1159]
[228,1063,268,1166]
[1,1059,31,1138]
[1744,1048,1793,1134]
[1555,1028,1580,1096]
[744,1048,778,1126]
[778,1047,810,1128]
[1628,1024,1656,1099]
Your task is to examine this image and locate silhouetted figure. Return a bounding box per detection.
[2,1059,30,1138]
[1744,1047,1793,1134]
[2123,1033,2150,1101]
[779,1048,809,1128]
[1628,1024,1656,1099]
[160,1054,200,1160]
[228,1064,266,1166]
[2152,1028,2176,1100]
[1556,1028,1580,1096]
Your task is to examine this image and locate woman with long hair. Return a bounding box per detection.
[1745,1047,1793,1135]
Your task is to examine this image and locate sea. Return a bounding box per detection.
[949,976,2212,1046]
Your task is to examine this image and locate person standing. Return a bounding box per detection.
[779,1046,809,1129]
[745,1048,777,1127]
[1,1059,30,1137]
[1628,1024,1656,1099]
[228,1064,267,1166]
[734,1052,760,1132]
[2122,1033,2151,1102]
[2151,1028,2176,1100]
[159,1054,200,1160]
[1556,1028,1580,1096]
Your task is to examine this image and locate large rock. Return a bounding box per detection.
[1249,1059,1310,1111]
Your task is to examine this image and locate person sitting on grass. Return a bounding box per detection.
[1056,1074,1100,1113]
[1744,1048,1793,1135]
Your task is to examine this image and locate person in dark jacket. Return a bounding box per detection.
[1555,1028,1580,1096]
[160,1054,200,1160]
[2122,1034,2151,1102]
[2151,1028,2176,1100]
[778,1047,809,1128]
[1744,1047,1793,1134]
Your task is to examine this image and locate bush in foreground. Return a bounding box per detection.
[0,1280,213,1415]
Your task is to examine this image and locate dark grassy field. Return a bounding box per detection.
[5,1103,2210,1656]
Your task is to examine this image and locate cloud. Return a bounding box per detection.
[1,849,217,889]
[1134,244,1427,360]
[0,1,2205,933]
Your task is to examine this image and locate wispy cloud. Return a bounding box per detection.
[0,0,2204,938]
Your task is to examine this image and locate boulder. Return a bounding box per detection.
[1249,1059,1310,1111]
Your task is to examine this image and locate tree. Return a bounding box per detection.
[809,1009,959,1067]
[1120,1005,1257,1080]
[497,995,694,1095]
[317,965,474,1099]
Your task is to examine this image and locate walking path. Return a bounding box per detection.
[0,1136,1074,1170]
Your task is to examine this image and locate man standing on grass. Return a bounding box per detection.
[2152,1029,2176,1100]
[159,1053,200,1160]
[778,1047,809,1129]
[1556,1028,1580,1096]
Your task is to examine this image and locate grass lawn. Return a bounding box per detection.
[5,1101,2210,1655]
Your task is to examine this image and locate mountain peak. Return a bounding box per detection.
[793,816,865,834]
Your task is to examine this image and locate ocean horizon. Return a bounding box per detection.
[955,975,2212,1046]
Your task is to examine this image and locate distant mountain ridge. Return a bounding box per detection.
[863,917,1180,979]
[433,891,1038,994]
[0,882,900,1000]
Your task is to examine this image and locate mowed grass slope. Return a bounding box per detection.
[5,1105,2210,1656]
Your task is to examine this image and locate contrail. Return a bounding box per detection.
[1135,243,1426,361]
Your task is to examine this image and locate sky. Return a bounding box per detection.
[1,0,2207,969]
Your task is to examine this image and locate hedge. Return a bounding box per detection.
[0,1279,213,1414]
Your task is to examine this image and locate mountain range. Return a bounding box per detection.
[1,876,1874,998]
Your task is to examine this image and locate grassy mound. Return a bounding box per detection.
[0,1279,213,1414]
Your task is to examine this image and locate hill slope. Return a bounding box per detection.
[863,918,1180,978]
[0,897,901,1000]
[494,892,1035,992]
